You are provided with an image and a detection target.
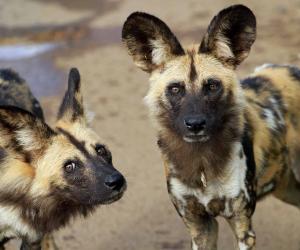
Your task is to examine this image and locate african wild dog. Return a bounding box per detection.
[122,4,300,250]
[0,68,126,249]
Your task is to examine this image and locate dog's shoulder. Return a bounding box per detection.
[0,69,44,120]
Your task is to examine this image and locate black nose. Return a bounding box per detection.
[104,172,125,191]
[184,116,206,133]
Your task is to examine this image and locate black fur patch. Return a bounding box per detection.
[0,69,23,84]
[57,128,90,158]
[288,66,300,81]
[0,69,44,121]
[240,76,265,93]
[57,68,84,121]
[31,100,44,121]
[0,147,8,165]
[241,121,257,216]
[0,237,12,248]
[189,53,197,82]
[68,68,81,92]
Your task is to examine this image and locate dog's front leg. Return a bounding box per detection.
[170,194,218,250]
[226,214,255,250]
[184,214,218,250]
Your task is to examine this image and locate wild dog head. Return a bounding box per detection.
[122,5,256,144]
[0,68,126,213]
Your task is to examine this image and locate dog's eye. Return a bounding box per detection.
[95,144,112,163]
[209,83,218,90]
[168,83,185,96]
[205,79,221,92]
[95,144,107,156]
[171,86,180,94]
[64,161,77,173]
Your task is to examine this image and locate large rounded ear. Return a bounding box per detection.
[57,68,86,124]
[0,106,55,156]
[199,5,256,68]
[122,12,185,72]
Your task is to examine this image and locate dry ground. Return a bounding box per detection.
[0,0,300,249]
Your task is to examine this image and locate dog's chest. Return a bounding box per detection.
[168,143,250,217]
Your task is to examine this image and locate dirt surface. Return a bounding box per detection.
[0,0,300,249]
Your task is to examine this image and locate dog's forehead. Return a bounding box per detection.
[56,122,102,150]
[68,123,100,143]
[193,54,233,79]
[158,50,235,90]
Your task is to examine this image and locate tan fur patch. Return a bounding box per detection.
[0,158,34,193]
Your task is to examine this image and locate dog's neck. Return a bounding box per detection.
[158,125,243,188]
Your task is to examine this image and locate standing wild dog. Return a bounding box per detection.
[122,4,300,250]
[0,68,126,249]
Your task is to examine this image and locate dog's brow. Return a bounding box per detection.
[189,53,197,83]
[57,128,90,158]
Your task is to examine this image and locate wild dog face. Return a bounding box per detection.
[122,5,256,144]
[0,68,126,210]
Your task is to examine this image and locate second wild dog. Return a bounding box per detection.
[122,4,300,250]
[0,68,126,249]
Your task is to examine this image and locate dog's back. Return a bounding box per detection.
[0,69,44,120]
[242,64,300,199]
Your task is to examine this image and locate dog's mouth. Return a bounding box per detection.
[78,183,127,206]
[183,134,210,143]
[99,184,127,205]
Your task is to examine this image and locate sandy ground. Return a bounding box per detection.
[0,0,300,249]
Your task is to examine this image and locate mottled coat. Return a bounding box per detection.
[0,69,126,250]
[122,4,300,250]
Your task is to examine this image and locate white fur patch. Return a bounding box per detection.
[215,36,234,59]
[238,241,249,250]
[16,128,41,151]
[150,39,169,65]
[254,63,274,72]
[192,240,198,250]
[0,206,37,240]
[170,143,249,215]
[170,178,188,216]
[254,63,297,73]
[262,109,277,130]
[269,97,285,126]
[183,135,209,143]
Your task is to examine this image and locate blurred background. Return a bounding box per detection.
[0,0,300,249]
